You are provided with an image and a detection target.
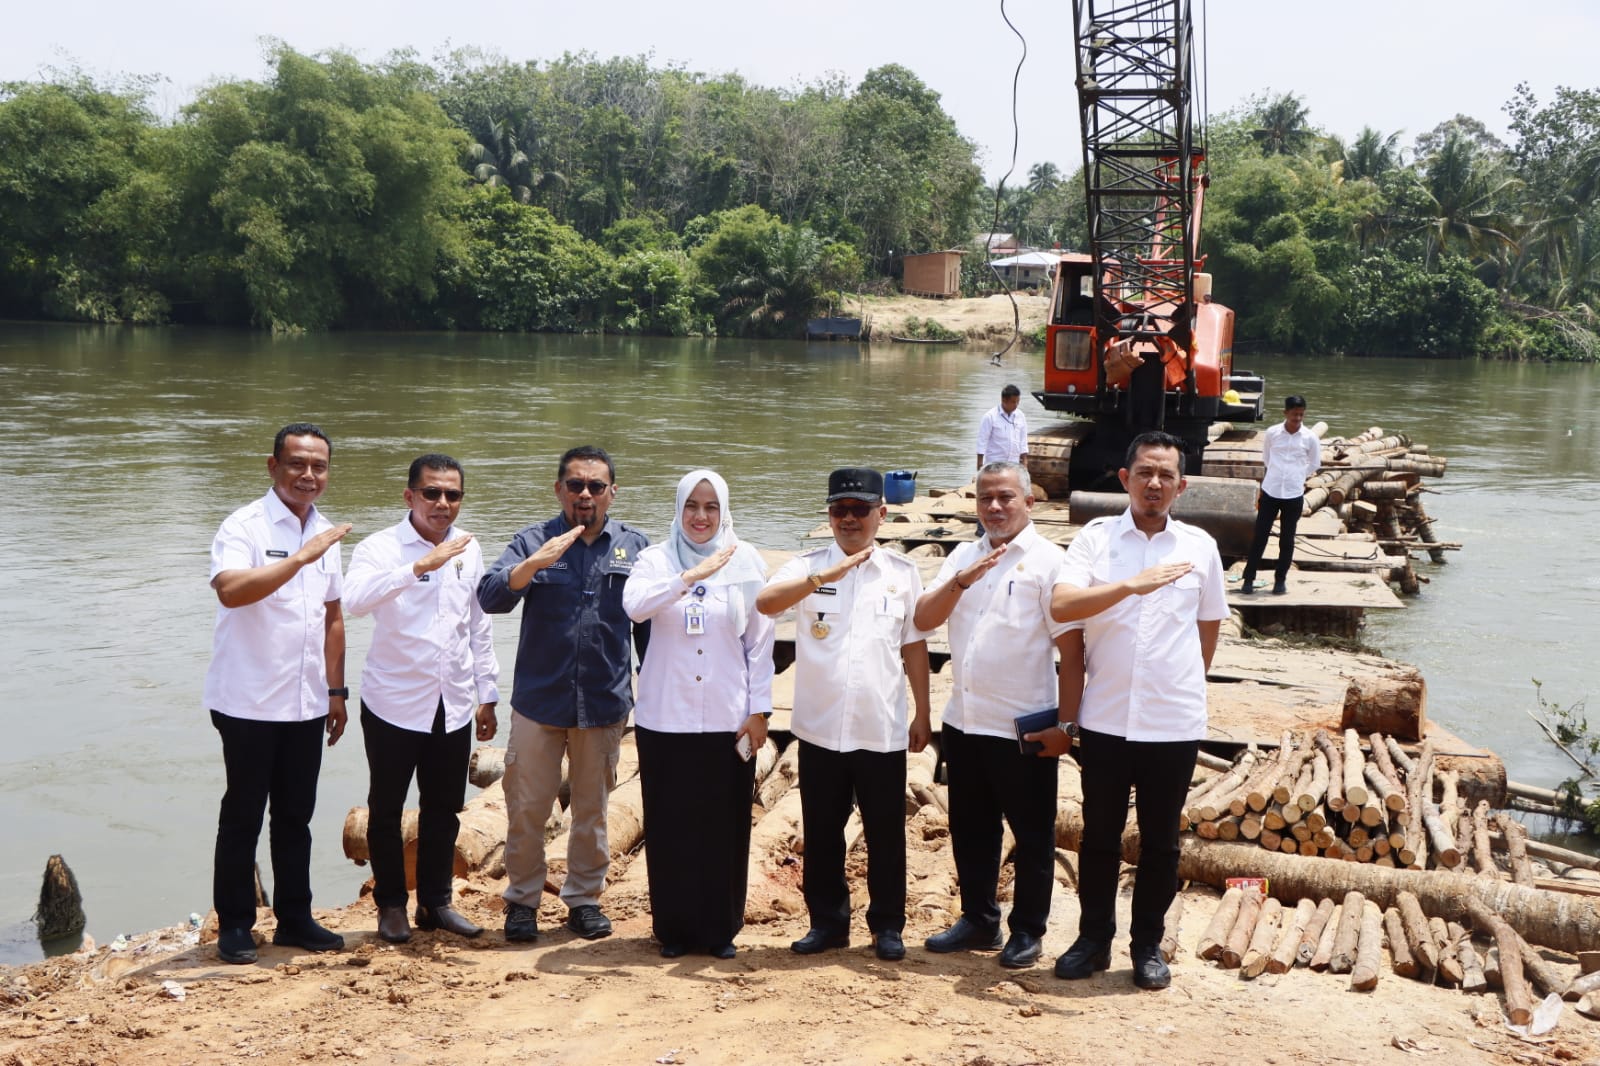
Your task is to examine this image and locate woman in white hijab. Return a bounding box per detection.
[623,469,774,959]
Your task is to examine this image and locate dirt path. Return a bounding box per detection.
[3,857,1589,1066]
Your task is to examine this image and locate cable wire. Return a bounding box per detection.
[984,0,1027,366]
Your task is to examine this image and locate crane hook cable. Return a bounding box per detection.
[984,0,1027,366]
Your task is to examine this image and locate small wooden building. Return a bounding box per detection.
[901,250,964,299]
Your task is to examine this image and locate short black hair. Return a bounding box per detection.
[558,445,615,483]
[1124,430,1188,476]
[274,422,331,459]
[408,453,464,489]
[1001,383,1022,399]
[1284,394,1307,410]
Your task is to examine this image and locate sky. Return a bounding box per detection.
[6,0,1598,181]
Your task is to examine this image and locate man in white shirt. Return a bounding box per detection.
[344,454,500,944]
[1241,395,1321,595]
[203,423,353,965]
[975,384,1030,469]
[1047,430,1228,990]
[912,462,1074,970]
[758,468,932,962]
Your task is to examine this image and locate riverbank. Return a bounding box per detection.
[6,835,1593,1066]
[854,291,1051,344]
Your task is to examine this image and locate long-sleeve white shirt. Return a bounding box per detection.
[343,516,498,733]
[622,544,775,732]
[1259,422,1322,500]
[202,489,342,722]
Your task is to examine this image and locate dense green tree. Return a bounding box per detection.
[170,45,470,329]
[0,76,172,321]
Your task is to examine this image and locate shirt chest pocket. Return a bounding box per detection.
[1160,573,1201,616]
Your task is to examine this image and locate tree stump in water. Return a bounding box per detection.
[34,855,86,941]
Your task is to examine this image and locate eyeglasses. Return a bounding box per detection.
[828,501,876,519]
[564,479,611,496]
[418,487,465,503]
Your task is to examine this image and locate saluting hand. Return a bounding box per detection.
[1125,561,1192,596]
[296,523,353,566]
[955,545,1007,589]
[683,543,738,585]
[824,545,874,584]
[528,524,585,569]
[415,533,474,576]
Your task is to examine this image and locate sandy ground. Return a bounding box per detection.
[855,293,1051,343]
[4,837,1596,1066]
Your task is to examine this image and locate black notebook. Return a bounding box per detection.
[1013,707,1061,755]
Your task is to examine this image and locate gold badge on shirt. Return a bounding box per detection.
[811,618,831,639]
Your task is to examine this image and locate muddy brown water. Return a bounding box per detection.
[1,322,1595,961]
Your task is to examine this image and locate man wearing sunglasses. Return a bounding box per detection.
[478,445,649,944]
[757,468,931,963]
[344,454,500,944]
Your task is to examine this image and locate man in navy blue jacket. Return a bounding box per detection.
[478,445,649,943]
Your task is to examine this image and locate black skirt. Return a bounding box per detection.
[635,726,757,950]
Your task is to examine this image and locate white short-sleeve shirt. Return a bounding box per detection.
[1056,509,1228,742]
[770,544,928,753]
[202,489,343,722]
[343,516,499,733]
[976,405,1029,464]
[937,523,1072,738]
[1260,421,1322,500]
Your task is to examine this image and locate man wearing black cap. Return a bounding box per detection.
[757,468,932,962]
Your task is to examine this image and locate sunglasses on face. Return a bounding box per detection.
[564,479,611,496]
[828,501,875,519]
[417,487,465,503]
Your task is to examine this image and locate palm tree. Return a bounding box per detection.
[1344,127,1404,182]
[1250,93,1314,156]
[1027,161,1061,194]
[1419,129,1521,269]
[467,116,564,204]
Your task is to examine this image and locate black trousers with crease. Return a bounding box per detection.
[797,740,906,935]
[361,701,472,910]
[1242,491,1303,585]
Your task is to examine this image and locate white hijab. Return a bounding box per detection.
[666,469,767,634]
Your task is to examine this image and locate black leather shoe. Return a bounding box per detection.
[1053,937,1111,979]
[565,904,613,940]
[377,906,411,944]
[1240,578,1256,595]
[790,928,849,955]
[659,943,688,958]
[217,927,257,964]
[272,918,345,953]
[504,902,539,942]
[710,943,737,960]
[1131,943,1171,990]
[1271,581,1288,596]
[924,916,1003,954]
[999,931,1042,969]
[416,903,482,939]
[873,930,905,961]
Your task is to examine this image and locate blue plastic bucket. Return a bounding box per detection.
[884,470,917,505]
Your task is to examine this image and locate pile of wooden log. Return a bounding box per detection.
[1310,428,1456,586]
[1193,883,1600,1024]
[1180,729,1541,876]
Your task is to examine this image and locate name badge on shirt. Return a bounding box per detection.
[418,573,431,582]
[266,549,288,558]
[684,603,706,636]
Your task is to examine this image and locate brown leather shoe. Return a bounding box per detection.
[416,903,483,939]
[377,905,411,943]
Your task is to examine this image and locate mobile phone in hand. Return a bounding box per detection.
[735,733,754,761]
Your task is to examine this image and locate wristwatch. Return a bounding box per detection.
[808,572,826,590]
[329,687,350,699]
[1057,720,1079,739]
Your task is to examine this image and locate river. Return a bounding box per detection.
[0,323,1594,961]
